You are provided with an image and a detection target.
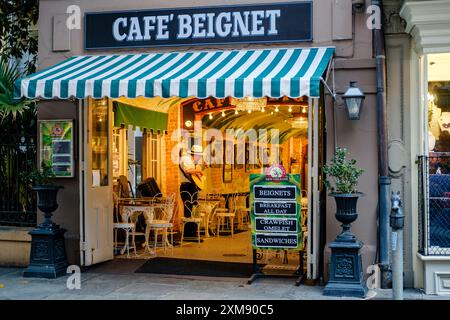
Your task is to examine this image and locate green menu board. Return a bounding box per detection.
[250,173,302,250]
[39,120,74,177]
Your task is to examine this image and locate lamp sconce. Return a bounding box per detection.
[321,79,366,120]
[352,0,366,13]
[342,81,366,120]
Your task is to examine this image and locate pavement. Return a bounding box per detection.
[0,260,448,300]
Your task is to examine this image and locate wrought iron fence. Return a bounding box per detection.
[0,133,37,227]
[418,155,450,255]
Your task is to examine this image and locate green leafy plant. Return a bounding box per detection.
[0,59,36,120]
[0,0,39,74]
[21,160,56,186]
[323,147,364,194]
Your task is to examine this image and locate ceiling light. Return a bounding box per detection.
[232,97,267,113]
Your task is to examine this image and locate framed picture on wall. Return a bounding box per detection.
[39,119,75,178]
[223,164,233,183]
[234,143,244,170]
[245,140,252,172]
[223,139,233,182]
[205,136,222,168]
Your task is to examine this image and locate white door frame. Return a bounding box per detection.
[307,97,321,280]
[79,98,114,266]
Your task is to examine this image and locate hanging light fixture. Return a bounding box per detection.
[232,97,267,113]
[288,113,308,128]
[275,105,279,113]
[235,109,239,115]
[302,106,307,114]
[342,81,365,120]
[288,106,293,113]
[221,110,226,117]
[209,113,213,120]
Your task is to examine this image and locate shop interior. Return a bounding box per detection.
[425,53,450,250]
[97,95,311,274]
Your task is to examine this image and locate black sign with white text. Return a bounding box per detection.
[85,2,313,49]
[254,201,296,215]
[253,186,296,200]
[255,218,298,233]
[255,233,298,248]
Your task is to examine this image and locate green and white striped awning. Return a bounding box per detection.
[15,47,334,100]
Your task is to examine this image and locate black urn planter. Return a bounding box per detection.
[332,193,364,242]
[23,184,69,279]
[323,192,368,298]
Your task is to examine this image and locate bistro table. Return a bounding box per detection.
[116,197,168,256]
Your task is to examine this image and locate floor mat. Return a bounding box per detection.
[135,257,258,278]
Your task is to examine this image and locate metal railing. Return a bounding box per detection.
[0,133,37,227]
[418,154,450,255]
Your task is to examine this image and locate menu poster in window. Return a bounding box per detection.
[250,167,302,250]
[39,120,74,177]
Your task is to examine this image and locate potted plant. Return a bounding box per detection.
[323,147,364,241]
[22,160,68,278]
[23,160,63,229]
[323,147,367,298]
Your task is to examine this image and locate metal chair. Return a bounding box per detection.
[235,194,250,230]
[113,192,155,257]
[216,192,237,237]
[147,193,177,255]
[180,191,202,244]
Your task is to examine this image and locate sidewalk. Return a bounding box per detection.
[0,261,447,300]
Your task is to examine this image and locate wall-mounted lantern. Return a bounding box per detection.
[342,81,365,120]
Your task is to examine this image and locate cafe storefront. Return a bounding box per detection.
[12,0,380,286]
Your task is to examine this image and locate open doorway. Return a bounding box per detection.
[80,94,324,279]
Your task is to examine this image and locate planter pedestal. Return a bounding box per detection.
[23,185,68,279]
[323,238,367,298]
[23,226,68,279]
[323,193,367,298]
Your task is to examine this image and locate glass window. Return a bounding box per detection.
[146,131,161,186]
[425,53,450,254]
[92,99,109,187]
